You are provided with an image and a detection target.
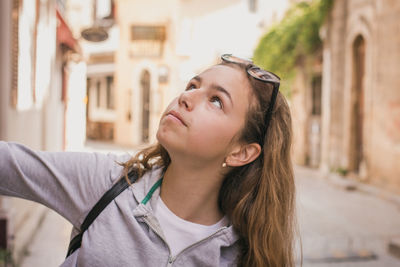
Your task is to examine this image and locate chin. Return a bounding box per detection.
[156,128,171,150]
[156,128,185,157]
[155,130,162,144]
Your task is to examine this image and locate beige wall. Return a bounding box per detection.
[291,61,309,166]
[0,0,60,263]
[291,54,323,168]
[0,0,85,262]
[114,0,181,146]
[321,0,400,192]
[0,0,62,151]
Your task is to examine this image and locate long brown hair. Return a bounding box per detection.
[122,62,297,267]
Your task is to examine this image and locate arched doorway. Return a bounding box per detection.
[140,70,150,143]
[349,35,365,172]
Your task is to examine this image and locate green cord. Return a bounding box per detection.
[141,178,163,205]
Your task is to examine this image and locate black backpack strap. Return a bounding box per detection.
[66,170,138,258]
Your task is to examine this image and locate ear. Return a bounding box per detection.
[225,143,261,167]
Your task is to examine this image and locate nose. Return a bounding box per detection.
[178,90,198,111]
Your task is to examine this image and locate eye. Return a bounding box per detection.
[210,96,223,109]
[185,83,196,91]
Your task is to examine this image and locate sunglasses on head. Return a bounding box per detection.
[221,54,281,145]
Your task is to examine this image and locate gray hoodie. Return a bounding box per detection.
[0,141,239,266]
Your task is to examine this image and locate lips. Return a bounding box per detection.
[166,110,187,126]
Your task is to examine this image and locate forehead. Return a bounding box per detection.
[198,64,251,93]
[198,64,253,111]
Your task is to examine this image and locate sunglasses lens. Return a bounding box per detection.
[248,67,280,83]
[222,54,253,65]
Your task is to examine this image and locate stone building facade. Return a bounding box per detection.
[293,0,400,193]
[0,0,84,263]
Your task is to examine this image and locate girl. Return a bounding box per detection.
[0,54,296,266]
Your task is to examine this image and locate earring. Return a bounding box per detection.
[222,162,227,168]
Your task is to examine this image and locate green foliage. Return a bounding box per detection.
[253,0,333,97]
[0,249,13,266]
[335,167,348,176]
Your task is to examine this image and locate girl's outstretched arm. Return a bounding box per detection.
[0,141,129,228]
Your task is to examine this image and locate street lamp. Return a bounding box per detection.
[81,0,114,42]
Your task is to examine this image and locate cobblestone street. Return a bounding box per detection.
[296,166,400,266]
[19,143,400,266]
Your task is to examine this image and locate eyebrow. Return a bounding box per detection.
[192,76,233,106]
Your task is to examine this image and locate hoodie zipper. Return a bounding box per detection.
[142,214,229,266]
[167,226,228,264]
[142,214,174,264]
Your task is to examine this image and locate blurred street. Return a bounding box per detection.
[296,166,400,267]
[18,142,400,267]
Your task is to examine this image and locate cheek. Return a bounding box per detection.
[188,117,241,151]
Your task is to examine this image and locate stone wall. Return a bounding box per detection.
[321,0,400,193]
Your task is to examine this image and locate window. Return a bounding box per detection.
[11,0,40,109]
[90,76,115,110]
[311,75,322,115]
[106,76,114,109]
[96,80,101,108]
[11,0,20,107]
[248,0,257,13]
[130,25,166,57]
[131,26,166,41]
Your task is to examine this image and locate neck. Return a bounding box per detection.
[160,157,225,226]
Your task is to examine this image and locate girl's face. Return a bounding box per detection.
[156,64,252,163]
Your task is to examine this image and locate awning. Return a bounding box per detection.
[56,9,81,54]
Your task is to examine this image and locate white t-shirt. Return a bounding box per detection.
[154,196,229,257]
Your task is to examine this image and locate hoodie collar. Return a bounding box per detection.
[130,167,239,245]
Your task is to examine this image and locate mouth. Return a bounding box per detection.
[166,110,187,126]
